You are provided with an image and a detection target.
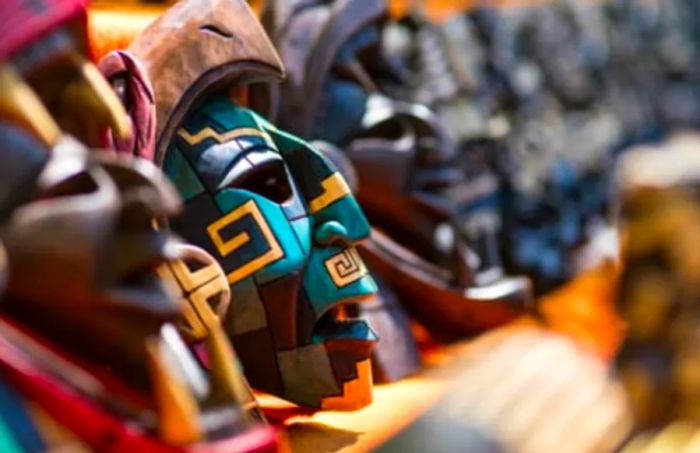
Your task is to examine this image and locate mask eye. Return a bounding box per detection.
[227,159,293,204]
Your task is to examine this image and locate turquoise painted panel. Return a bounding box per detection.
[291,216,312,256]
[214,190,306,285]
[162,146,205,201]
[312,196,371,241]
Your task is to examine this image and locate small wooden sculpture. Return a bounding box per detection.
[101,0,379,410]
[0,83,277,453]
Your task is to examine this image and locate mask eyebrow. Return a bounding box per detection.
[199,24,234,39]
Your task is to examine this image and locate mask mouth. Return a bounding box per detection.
[311,303,377,411]
[312,300,378,410]
[106,255,177,315]
[311,303,378,345]
[367,228,531,305]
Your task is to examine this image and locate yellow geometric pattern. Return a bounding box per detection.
[178,126,274,147]
[156,243,231,342]
[324,247,368,287]
[171,261,228,341]
[309,173,352,214]
[206,200,284,284]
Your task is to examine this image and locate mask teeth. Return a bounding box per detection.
[0,63,61,146]
[205,323,257,409]
[146,337,202,445]
[65,52,131,140]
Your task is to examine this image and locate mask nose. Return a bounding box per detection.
[314,220,352,248]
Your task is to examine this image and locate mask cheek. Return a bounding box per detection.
[213,191,308,285]
[302,245,377,316]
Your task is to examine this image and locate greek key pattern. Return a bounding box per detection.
[207,200,284,284]
[324,247,368,287]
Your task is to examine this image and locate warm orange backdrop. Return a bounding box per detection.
[388,0,549,21]
[89,0,556,60]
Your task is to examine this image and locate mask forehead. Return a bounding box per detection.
[170,98,279,191]
[265,0,386,137]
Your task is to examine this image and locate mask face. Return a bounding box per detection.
[163,97,377,409]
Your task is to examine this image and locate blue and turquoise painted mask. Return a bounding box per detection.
[163,97,378,409]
